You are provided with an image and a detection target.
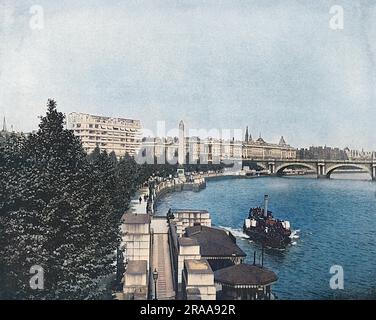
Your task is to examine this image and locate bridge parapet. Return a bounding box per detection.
[254,158,376,181]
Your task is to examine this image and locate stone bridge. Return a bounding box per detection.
[254,159,376,180]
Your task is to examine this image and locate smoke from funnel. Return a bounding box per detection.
[264,195,269,218]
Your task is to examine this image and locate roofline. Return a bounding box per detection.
[67,112,141,124]
[215,279,278,287]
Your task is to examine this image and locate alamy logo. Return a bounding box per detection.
[29,5,44,30]
[29,265,44,290]
[329,265,344,290]
[329,5,344,30]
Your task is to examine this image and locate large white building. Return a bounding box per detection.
[141,121,294,164]
[67,112,142,157]
[141,135,243,165]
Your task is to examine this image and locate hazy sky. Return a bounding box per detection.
[1,0,376,150]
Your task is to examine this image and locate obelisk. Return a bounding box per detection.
[178,120,185,165]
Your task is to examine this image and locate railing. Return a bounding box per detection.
[258,158,375,164]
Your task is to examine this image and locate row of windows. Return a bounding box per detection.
[84,142,138,148]
[74,129,137,136]
[86,136,136,142]
[71,123,139,131]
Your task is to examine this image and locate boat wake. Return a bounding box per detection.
[289,229,300,239]
[219,226,250,239]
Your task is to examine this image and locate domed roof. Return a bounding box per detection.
[214,263,278,286]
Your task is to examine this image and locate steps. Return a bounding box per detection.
[152,232,175,300]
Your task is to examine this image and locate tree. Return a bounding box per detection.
[109,151,118,167]
[116,153,138,209]
[0,99,121,299]
[0,133,31,298]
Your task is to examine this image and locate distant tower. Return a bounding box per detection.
[2,116,7,132]
[245,126,249,143]
[279,136,286,146]
[178,120,185,165]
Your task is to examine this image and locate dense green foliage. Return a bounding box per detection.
[0,100,150,299]
[0,99,228,299]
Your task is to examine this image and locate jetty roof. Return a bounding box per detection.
[214,263,278,286]
[185,225,246,258]
[178,237,199,247]
[171,209,209,213]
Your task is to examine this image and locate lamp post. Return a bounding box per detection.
[153,268,158,300]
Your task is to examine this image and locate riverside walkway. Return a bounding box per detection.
[121,177,206,300]
[150,217,175,300]
[128,187,149,214]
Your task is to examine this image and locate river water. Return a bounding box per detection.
[156,173,376,300]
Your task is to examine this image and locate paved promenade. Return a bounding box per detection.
[128,187,149,214]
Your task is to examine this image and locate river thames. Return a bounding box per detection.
[156,174,376,300]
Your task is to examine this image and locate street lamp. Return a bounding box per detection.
[153,268,158,300]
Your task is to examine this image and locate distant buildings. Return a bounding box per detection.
[0,117,25,143]
[142,136,243,165]
[67,112,142,158]
[297,146,375,161]
[242,127,296,160]
[297,146,348,160]
[4,111,376,163]
[344,147,375,161]
[141,122,295,164]
[2,116,7,133]
[0,117,7,143]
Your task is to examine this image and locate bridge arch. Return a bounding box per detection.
[325,163,372,179]
[275,162,317,176]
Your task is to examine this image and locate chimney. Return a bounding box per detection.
[264,194,269,218]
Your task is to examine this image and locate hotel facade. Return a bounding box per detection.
[67,112,142,157]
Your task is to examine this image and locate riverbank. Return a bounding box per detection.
[151,177,206,213]
[152,171,271,213]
